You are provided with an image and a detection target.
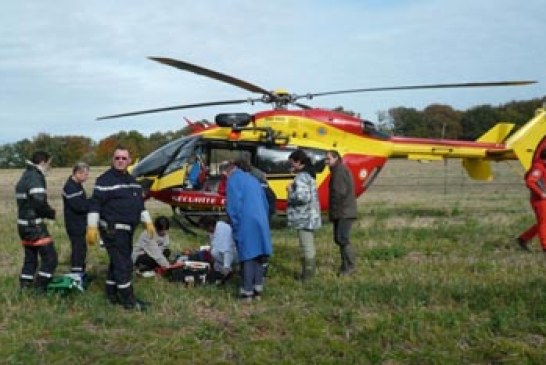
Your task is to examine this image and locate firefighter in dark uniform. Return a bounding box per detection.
[15,151,57,292]
[62,162,90,276]
[86,146,155,310]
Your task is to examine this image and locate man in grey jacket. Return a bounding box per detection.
[325,150,357,276]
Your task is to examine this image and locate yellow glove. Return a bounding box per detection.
[86,226,99,246]
[145,222,155,239]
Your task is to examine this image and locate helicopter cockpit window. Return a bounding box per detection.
[255,146,327,175]
[131,135,200,177]
[362,120,390,140]
[163,136,201,176]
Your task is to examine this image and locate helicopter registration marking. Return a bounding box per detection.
[173,195,225,205]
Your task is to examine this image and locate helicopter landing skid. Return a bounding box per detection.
[171,207,226,235]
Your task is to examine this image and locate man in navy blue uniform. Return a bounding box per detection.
[62,162,90,277]
[15,151,57,292]
[86,147,155,310]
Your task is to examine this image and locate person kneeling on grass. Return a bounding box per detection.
[199,215,238,284]
[132,216,172,277]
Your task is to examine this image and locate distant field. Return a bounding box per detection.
[0,159,544,364]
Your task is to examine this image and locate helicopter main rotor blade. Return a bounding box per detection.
[97,98,260,120]
[149,57,276,99]
[298,80,537,100]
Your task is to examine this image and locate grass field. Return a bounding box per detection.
[0,159,544,364]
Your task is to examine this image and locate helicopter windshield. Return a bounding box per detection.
[132,135,200,177]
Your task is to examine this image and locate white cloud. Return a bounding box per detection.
[0,0,544,143]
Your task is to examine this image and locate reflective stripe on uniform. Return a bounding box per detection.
[114,223,132,231]
[117,281,132,289]
[38,271,52,278]
[63,190,84,199]
[94,183,142,192]
[29,187,46,195]
[99,220,132,231]
[20,274,34,280]
[15,193,27,199]
[17,218,43,225]
[106,280,116,286]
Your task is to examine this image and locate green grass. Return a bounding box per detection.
[0,160,545,364]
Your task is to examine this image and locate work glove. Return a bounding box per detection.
[86,227,98,246]
[141,210,155,239]
[86,212,100,246]
[145,222,155,239]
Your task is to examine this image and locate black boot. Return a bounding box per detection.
[119,286,148,311]
[19,278,34,294]
[35,275,51,295]
[106,283,120,305]
[517,237,530,252]
[339,245,355,276]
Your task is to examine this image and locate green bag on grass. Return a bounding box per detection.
[47,274,84,296]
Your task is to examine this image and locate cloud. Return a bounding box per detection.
[0,0,544,143]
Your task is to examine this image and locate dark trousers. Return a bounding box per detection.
[104,230,135,304]
[333,218,355,270]
[69,233,87,273]
[134,253,160,272]
[20,243,58,289]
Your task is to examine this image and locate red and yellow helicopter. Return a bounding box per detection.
[99,57,545,229]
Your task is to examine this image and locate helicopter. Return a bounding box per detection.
[98,57,546,231]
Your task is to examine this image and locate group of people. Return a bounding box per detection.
[16,145,546,310]
[14,146,273,309]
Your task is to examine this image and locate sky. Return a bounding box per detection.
[1,0,545,144]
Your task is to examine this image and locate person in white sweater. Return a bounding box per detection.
[199,216,238,278]
[132,216,171,274]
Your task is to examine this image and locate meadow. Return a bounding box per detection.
[0,159,544,364]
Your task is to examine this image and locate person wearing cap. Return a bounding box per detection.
[518,148,546,253]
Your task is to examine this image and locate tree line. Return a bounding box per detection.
[376,98,543,139]
[0,123,204,168]
[0,98,543,168]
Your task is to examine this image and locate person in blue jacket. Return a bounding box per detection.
[225,161,273,301]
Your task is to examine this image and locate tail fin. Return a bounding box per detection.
[476,123,515,143]
[462,123,515,181]
[505,108,546,170]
